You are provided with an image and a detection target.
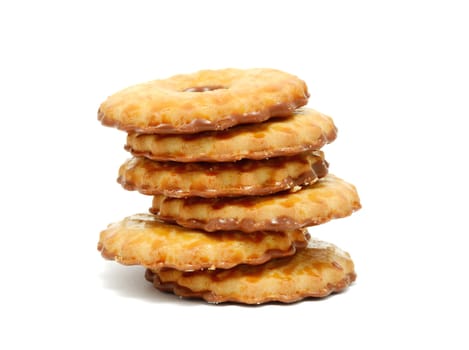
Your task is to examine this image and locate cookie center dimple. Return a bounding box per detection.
[183,85,227,92]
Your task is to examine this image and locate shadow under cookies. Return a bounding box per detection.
[98,263,190,304]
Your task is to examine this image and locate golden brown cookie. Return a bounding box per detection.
[125,108,337,162]
[150,174,361,232]
[146,239,356,304]
[98,68,308,134]
[117,152,328,198]
[98,213,309,271]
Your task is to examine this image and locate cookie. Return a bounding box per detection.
[98,68,308,134]
[98,213,309,271]
[125,108,337,162]
[117,151,328,198]
[150,174,361,232]
[146,239,356,304]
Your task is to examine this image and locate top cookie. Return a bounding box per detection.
[98,68,309,134]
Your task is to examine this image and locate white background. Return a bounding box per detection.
[1,0,468,348]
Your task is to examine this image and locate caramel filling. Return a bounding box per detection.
[183,85,227,92]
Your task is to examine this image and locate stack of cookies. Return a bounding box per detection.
[97,68,361,304]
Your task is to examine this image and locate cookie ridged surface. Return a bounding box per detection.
[117,152,328,198]
[98,213,309,271]
[125,108,337,162]
[150,174,361,232]
[98,68,309,134]
[146,239,356,304]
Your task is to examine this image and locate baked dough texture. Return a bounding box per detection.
[125,108,337,162]
[150,174,361,232]
[98,213,309,271]
[98,68,309,134]
[146,239,356,304]
[117,151,328,198]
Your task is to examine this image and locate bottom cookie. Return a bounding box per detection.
[145,239,356,304]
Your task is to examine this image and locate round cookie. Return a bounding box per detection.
[117,152,328,198]
[146,239,356,304]
[98,213,309,271]
[150,174,361,232]
[98,68,309,134]
[126,108,337,162]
